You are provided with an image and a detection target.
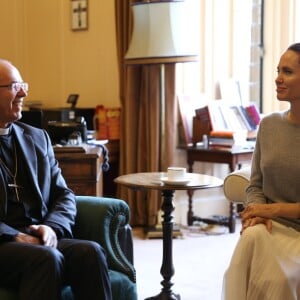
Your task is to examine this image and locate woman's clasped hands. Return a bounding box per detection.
[240,203,278,234]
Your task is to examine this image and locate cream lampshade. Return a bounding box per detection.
[125,0,199,64]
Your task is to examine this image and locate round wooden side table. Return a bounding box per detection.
[115,172,223,300]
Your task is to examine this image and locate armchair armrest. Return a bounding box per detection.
[73,196,136,283]
[223,166,251,204]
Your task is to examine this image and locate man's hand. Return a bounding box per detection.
[29,225,58,248]
[14,225,58,248]
[14,232,42,245]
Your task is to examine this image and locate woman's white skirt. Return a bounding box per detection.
[222,221,300,300]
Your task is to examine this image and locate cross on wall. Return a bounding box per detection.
[72,0,88,30]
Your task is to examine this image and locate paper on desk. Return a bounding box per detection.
[87,139,109,145]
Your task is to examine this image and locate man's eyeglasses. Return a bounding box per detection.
[0,82,29,93]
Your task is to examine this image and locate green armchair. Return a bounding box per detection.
[0,196,137,300]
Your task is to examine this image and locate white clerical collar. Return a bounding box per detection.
[0,127,11,135]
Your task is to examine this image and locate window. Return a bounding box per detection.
[176,0,264,111]
[249,0,264,111]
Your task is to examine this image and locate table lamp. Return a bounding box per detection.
[125,0,199,171]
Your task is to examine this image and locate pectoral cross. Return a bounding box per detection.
[8,182,22,202]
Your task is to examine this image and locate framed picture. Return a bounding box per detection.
[71,0,88,31]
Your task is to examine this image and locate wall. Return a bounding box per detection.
[0,0,120,109]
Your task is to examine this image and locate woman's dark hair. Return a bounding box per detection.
[288,43,300,53]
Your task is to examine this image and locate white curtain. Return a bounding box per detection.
[262,0,300,113]
[177,0,300,114]
[176,0,253,103]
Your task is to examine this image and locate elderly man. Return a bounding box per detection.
[0,59,112,300]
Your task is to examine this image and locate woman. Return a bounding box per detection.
[222,43,300,300]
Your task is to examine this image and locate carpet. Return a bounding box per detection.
[133,221,241,300]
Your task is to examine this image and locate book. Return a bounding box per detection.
[230,106,252,131]
[178,95,206,146]
[195,102,229,132]
[195,105,213,128]
[208,137,234,147]
[246,104,261,126]
[207,102,229,131]
[192,117,211,145]
[239,106,257,130]
[177,95,193,145]
[210,130,234,138]
[218,105,244,131]
[208,133,234,147]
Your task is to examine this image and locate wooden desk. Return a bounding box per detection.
[54,146,103,196]
[115,172,222,300]
[186,145,254,233]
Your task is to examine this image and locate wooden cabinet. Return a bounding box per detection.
[54,146,103,196]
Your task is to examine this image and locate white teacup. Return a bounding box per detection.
[167,167,186,181]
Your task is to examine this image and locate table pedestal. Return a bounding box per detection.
[145,189,180,300]
[115,172,223,299]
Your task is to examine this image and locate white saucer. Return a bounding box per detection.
[160,177,191,186]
